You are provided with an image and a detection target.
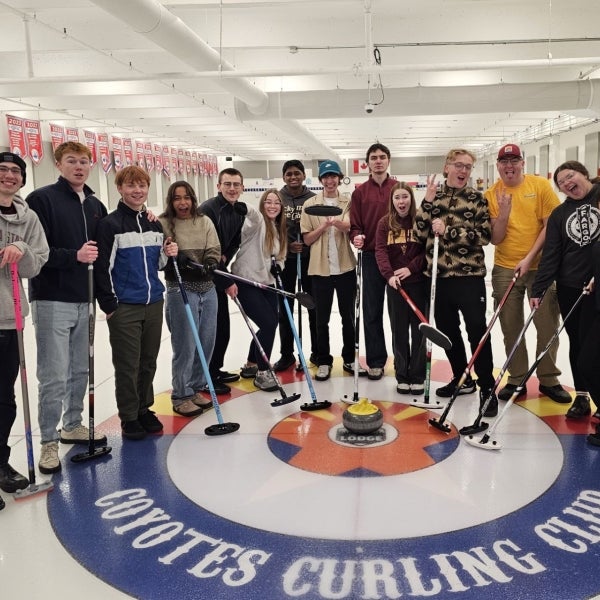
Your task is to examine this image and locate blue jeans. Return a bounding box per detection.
[32,300,88,444]
[165,285,217,403]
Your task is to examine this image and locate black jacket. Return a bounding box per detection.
[200,193,245,290]
[26,176,107,303]
[532,184,600,297]
[279,185,315,259]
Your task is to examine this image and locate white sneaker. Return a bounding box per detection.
[315,365,332,381]
[39,441,61,474]
[396,382,410,394]
[60,424,107,445]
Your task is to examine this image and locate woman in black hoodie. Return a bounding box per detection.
[531,161,600,420]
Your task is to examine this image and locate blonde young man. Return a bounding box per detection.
[27,142,108,474]
[485,143,569,404]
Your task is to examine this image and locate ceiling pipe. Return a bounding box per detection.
[89,0,268,113]
[88,0,338,159]
[235,79,600,121]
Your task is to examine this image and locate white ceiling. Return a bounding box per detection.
[1,0,600,162]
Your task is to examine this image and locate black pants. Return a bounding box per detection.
[387,280,428,384]
[557,285,596,391]
[578,308,600,407]
[278,254,317,358]
[0,330,20,465]
[209,288,230,375]
[312,269,356,366]
[236,283,279,371]
[435,276,494,389]
[361,251,388,368]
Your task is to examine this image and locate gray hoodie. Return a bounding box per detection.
[0,195,49,329]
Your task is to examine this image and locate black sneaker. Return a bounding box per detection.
[566,395,591,419]
[342,362,367,376]
[497,383,527,401]
[539,384,571,404]
[239,364,258,379]
[479,388,498,417]
[0,463,29,493]
[200,381,230,396]
[436,375,476,397]
[273,355,296,372]
[587,424,600,447]
[213,370,240,383]
[138,410,163,433]
[121,420,147,441]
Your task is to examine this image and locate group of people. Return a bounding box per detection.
[1,138,599,511]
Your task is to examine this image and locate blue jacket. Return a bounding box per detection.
[94,201,167,315]
[26,176,107,303]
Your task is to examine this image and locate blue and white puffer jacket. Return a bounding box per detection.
[94,200,167,315]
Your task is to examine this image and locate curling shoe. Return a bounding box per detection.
[566,395,591,420]
[138,410,163,433]
[497,383,527,401]
[479,388,498,417]
[436,375,476,398]
[587,424,600,448]
[39,441,61,474]
[0,463,29,493]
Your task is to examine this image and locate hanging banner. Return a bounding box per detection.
[122,138,133,167]
[153,143,162,174]
[97,133,112,174]
[135,140,145,169]
[191,151,198,175]
[177,148,184,175]
[144,142,154,173]
[24,119,43,165]
[184,150,192,175]
[210,155,218,176]
[49,123,65,152]
[170,147,178,177]
[83,130,97,166]
[112,136,123,172]
[65,127,79,142]
[198,154,206,176]
[162,146,170,177]
[6,115,27,158]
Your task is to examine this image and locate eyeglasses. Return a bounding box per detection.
[220,181,242,188]
[498,158,522,166]
[264,200,282,206]
[448,162,473,171]
[556,172,576,188]
[0,166,22,176]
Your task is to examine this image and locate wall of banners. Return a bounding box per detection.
[4,115,219,177]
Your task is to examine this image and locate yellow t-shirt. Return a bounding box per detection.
[485,174,560,269]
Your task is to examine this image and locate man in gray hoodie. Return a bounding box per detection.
[0,152,48,510]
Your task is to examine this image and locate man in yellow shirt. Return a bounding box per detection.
[485,144,570,404]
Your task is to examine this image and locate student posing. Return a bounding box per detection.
[375,182,427,395]
[159,181,222,416]
[95,166,178,440]
[0,153,48,510]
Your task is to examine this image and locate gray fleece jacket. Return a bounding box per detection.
[0,195,49,329]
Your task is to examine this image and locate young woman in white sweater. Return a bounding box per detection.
[231,189,287,391]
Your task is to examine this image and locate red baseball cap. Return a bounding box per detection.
[497,144,523,160]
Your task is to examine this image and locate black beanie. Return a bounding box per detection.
[0,152,26,185]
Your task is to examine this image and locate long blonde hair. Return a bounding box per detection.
[259,188,287,260]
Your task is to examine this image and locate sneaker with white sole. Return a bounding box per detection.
[39,441,61,474]
[436,375,476,397]
[315,365,332,381]
[410,383,425,395]
[254,370,279,391]
[396,382,410,394]
[367,367,384,380]
[173,399,203,417]
[60,424,107,445]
